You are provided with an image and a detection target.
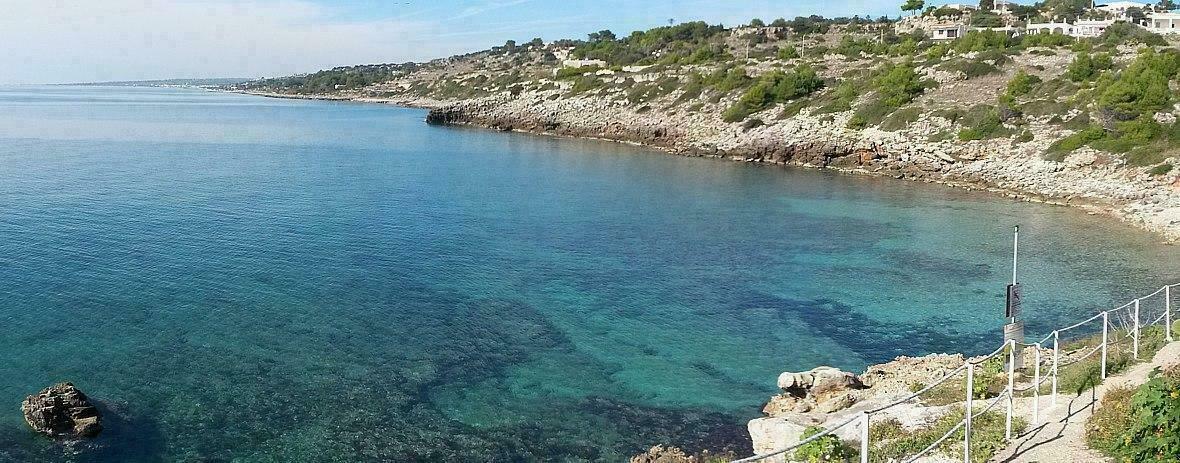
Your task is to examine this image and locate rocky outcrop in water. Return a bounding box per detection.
[21,382,103,438]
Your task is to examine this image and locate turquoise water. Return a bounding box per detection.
[0,86,1176,462]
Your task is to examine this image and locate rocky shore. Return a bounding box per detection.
[239,87,1180,243]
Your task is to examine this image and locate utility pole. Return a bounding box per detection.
[1004,226,1025,369]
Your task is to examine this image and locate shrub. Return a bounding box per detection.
[555,65,600,79]
[813,81,859,114]
[1007,71,1042,97]
[1109,368,1180,461]
[1066,52,1112,82]
[778,44,800,60]
[880,107,922,131]
[723,65,824,122]
[794,426,856,462]
[875,62,926,108]
[1096,48,1180,117]
[942,59,1000,79]
[1045,125,1105,160]
[1086,386,1136,453]
[1100,22,1168,47]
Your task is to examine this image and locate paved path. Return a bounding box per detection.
[990,342,1180,463]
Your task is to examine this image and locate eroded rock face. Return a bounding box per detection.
[765,366,866,415]
[21,382,102,438]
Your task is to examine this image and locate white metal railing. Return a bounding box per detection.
[736,283,1178,463]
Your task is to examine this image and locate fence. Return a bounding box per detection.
[733,283,1178,463]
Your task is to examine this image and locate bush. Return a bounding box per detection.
[794,426,856,462]
[555,65,600,79]
[1096,48,1180,117]
[723,65,824,122]
[1109,368,1180,462]
[880,107,922,131]
[1007,71,1042,98]
[942,59,1000,79]
[1045,125,1105,160]
[1100,22,1168,47]
[1086,386,1136,453]
[875,62,927,108]
[1066,52,1113,82]
[778,45,800,60]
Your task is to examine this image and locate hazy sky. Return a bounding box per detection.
[1,0,914,84]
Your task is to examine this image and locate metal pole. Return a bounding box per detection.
[1101,311,1109,379]
[1006,339,1015,440]
[965,362,974,463]
[1133,298,1140,360]
[1051,331,1059,406]
[1011,226,1019,287]
[1167,286,1173,342]
[1033,343,1041,424]
[860,412,870,463]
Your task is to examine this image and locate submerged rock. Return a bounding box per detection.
[21,382,103,438]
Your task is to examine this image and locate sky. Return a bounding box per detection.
[1,0,921,84]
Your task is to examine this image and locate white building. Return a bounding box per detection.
[940,3,978,10]
[1025,21,1077,36]
[1097,2,1149,18]
[930,23,969,40]
[1074,19,1116,37]
[1142,12,1180,34]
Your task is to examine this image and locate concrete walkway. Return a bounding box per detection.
[990,341,1180,463]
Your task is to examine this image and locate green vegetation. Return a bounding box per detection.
[848,62,927,129]
[880,107,922,132]
[571,22,728,66]
[1047,49,1180,164]
[723,65,824,122]
[1149,163,1174,175]
[245,64,409,93]
[1006,71,1042,98]
[1087,366,1180,462]
[1066,52,1113,82]
[793,426,856,462]
[869,409,1025,463]
[874,62,926,108]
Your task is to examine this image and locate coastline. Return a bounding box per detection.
[234,89,1180,243]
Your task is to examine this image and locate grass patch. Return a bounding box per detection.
[940,59,1000,79]
[869,408,1025,463]
[1148,163,1174,175]
[880,107,922,132]
[1020,99,1069,118]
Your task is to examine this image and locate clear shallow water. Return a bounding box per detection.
[0,86,1176,462]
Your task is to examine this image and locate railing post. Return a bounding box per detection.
[1133,298,1140,360]
[859,411,869,463]
[1167,286,1173,343]
[965,362,973,463]
[1101,311,1109,379]
[1006,339,1015,440]
[1033,342,1041,425]
[1051,331,1059,406]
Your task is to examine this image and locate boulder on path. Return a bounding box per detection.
[21,382,103,438]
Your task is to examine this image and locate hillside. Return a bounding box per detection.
[230,12,1180,242]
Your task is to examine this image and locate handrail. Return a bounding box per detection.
[735,283,1177,462]
[864,363,968,414]
[730,412,862,463]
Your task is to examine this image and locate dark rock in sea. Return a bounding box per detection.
[21,382,103,438]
